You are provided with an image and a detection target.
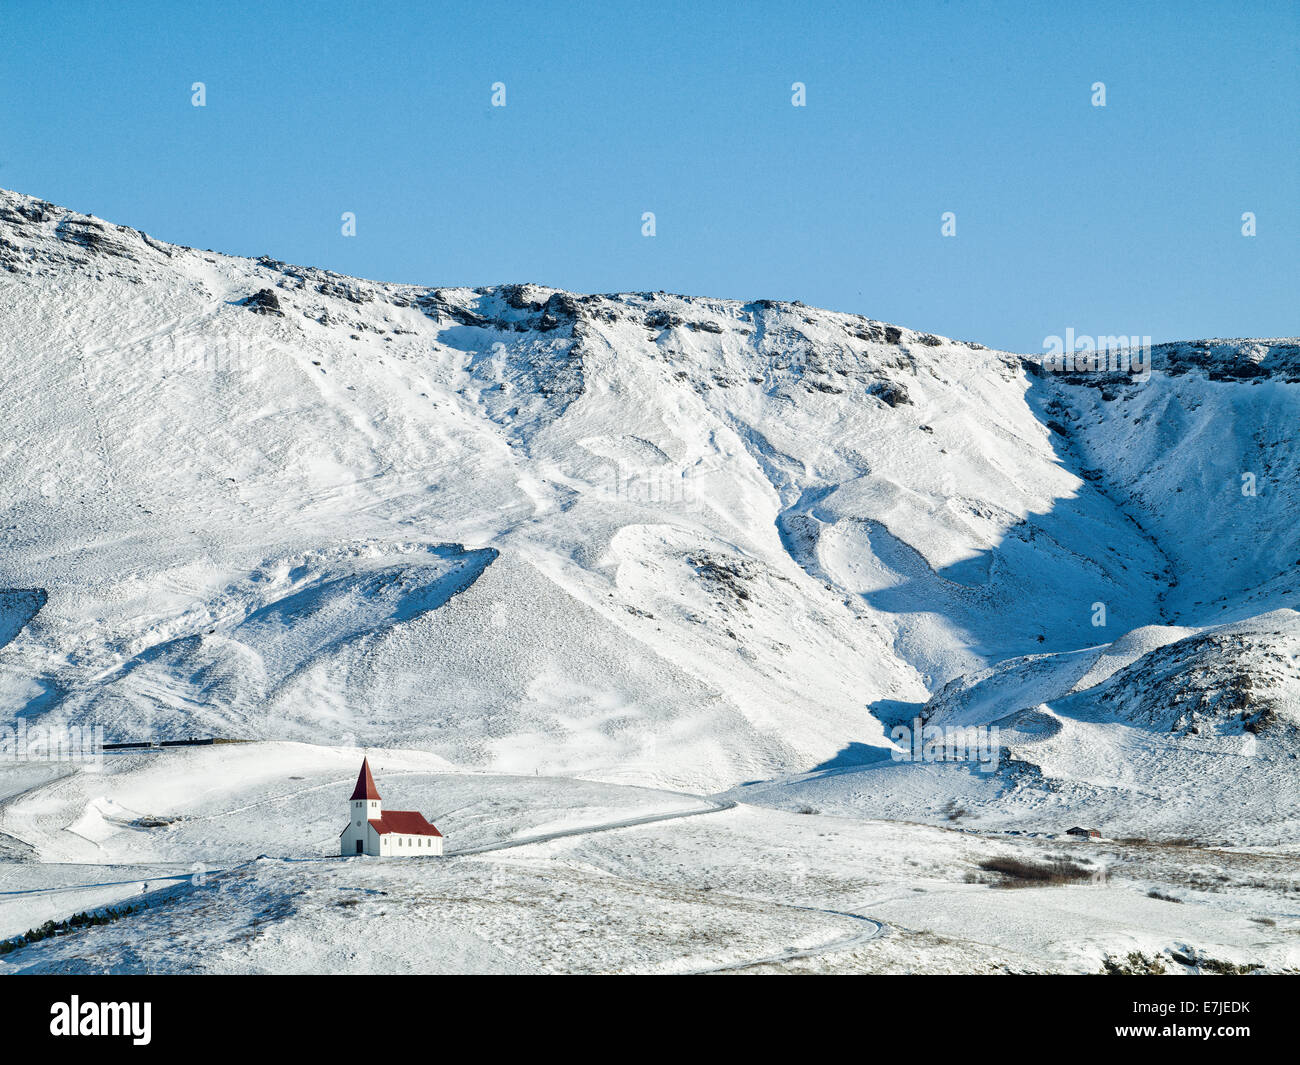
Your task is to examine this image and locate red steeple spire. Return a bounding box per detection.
[349,757,381,801]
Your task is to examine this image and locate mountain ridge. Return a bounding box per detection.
[1,186,1296,837]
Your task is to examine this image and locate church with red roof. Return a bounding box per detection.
[339,758,444,857]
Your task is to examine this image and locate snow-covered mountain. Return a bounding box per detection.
[2,187,1297,833]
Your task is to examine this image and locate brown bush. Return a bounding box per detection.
[978,856,1093,887]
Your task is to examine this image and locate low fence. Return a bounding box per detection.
[101,737,239,751]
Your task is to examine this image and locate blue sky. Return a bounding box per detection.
[1,0,1295,351]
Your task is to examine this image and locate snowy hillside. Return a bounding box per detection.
[1,186,1298,826]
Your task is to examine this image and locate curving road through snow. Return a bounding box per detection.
[446,792,738,856]
[445,791,889,972]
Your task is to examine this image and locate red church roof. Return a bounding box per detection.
[369,811,442,837]
[349,758,382,801]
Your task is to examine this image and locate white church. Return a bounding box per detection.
[340,758,444,857]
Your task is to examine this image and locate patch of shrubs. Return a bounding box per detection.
[0,903,145,956]
[978,856,1092,887]
[1102,948,1267,974]
[1101,951,1168,975]
[1170,951,1264,975]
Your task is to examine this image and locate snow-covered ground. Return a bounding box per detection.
[1,187,1297,973]
[1,744,1296,974]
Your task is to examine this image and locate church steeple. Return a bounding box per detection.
[350,757,381,802]
[348,757,382,835]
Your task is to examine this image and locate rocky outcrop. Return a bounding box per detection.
[241,288,284,316]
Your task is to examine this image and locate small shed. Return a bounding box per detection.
[1066,826,1102,839]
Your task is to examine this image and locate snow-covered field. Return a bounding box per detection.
[1,187,1297,973]
[2,743,1296,974]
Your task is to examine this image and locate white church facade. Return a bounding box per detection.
[340,757,444,857]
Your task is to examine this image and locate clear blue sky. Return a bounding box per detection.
[1,0,1295,351]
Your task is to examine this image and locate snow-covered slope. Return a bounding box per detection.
[1,187,1297,818]
[1033,342,1300,621]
